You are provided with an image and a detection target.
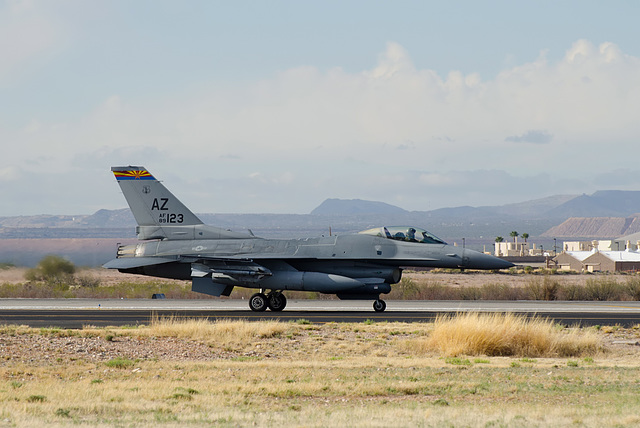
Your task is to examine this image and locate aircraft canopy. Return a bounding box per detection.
[358,226,447,244]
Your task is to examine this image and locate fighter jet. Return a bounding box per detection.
[104,166,514,312]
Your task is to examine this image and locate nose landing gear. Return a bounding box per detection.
[373,299,387,312]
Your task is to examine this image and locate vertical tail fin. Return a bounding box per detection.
[112,166,251,241]
[112,166,203,227]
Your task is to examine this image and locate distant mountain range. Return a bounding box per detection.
[543,216,640,238]
[544,191,640,218]
[311,199,407,216]
[3,190,640,240]
[311,192,640,221]
[311,194,584,219]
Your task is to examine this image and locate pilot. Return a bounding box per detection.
[407,228,417,242]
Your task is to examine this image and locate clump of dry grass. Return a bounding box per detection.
[147,316,288,346]
[414,312,601,358]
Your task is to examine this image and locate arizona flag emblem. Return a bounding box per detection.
[113,170,155,180]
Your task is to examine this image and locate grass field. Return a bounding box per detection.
[1,315,639,427]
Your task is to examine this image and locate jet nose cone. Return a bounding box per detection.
[490,257,515,270]
[465,251,515,270]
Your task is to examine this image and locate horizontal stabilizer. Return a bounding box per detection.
[103,257,177,270]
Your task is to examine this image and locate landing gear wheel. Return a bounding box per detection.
[267,292,287,312]
[373,299,386,312]
[249,293,268,312]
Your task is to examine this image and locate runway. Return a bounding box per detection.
[1,299,640,328]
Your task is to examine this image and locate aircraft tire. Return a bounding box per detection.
[373,299,386,312]
[267,292,287,312]
[249,293,268,312]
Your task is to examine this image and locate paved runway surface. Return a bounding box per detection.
[2,299,640,328]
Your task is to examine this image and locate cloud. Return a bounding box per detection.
[165,39,639,165]
[366,42,416,79]
[505,130,553,144]
[0,1,65,84]
[3,39,640,215]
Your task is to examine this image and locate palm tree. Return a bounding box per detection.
[510,231,519,244]
[521,233,529,243]
[494,236,504,256]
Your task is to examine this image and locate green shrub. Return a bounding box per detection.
[445,357,471,366]
[458,286,482,300]
[585,277,624,301]
[25,255,76,285]
[559,282,587,300]
[396,277,419,299]
[55,408,71,418]
[625,277,640,300]
[479,282,524,300]
[105,357,134,369]
[76,274,101,288]
[526,276,560,300]
[27,395,46,403]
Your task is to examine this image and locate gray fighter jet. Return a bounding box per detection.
[104,166,514,312]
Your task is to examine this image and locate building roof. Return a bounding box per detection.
[564,251,596,261]
[597,251,640,262]
[617,231,640,243]
[561,249,640,263]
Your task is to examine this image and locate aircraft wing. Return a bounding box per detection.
[103,257,178,269]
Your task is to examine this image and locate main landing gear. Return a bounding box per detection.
[249,291,287,312]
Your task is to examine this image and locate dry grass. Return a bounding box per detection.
[0,317,637,427]
[146,315,288,346]
[414,312,602,357]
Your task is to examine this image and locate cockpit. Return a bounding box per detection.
[358,226,447,245]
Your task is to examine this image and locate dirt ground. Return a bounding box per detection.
[0,318,638,368]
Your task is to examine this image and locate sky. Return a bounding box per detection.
[2,0,640,216]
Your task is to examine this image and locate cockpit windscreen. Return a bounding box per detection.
[358,226,447,244]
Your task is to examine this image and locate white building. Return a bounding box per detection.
[494,241,544,257]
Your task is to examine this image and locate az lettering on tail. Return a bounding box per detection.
[152,198,169,211]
